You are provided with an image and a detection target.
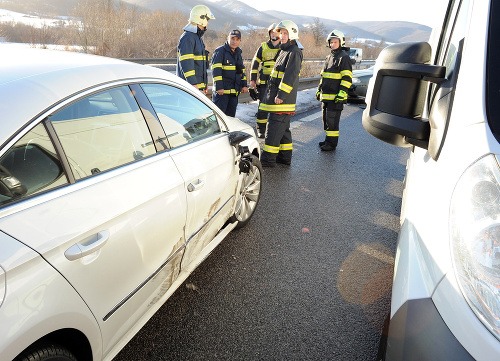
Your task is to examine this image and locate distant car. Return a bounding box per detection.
[348,65,374,103]
[0,46,262,361]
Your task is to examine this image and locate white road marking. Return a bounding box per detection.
[290,110,322,129]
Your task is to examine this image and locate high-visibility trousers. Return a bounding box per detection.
[255,84,269,132]
[261,112,293,164]
[322,102,343,147]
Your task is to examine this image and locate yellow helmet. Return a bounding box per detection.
[275,20,299,40]
[189,5,215,27]
[327,29,345,47]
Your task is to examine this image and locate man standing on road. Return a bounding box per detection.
[210,29,249,117]
[258,20,303,168]
[316,29,353,151]
[176,4,215,95]
[249,24,281,138]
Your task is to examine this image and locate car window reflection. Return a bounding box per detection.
[140,84,221,148]
[49,86,156,180]
[0,123,68,206]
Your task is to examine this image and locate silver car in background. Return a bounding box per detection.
[348,66,374,103]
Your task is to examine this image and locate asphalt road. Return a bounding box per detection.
[114,103,409,361]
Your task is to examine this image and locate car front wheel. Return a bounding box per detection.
[230,155,262,228]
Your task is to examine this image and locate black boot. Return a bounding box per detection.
[276,156,291,165]
[261,160,276,167]
[320,142,336,151]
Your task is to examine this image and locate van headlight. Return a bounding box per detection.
[450,154,500,340]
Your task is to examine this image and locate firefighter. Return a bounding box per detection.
[176,5,215,94]
[250,23,281,138]
[316,29,353,151]
[211,29,249,117]
[259,20,303,167]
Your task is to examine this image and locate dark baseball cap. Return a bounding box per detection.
[229,29,241,39]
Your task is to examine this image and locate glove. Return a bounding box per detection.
[249,87,259,101]
[316,90,321,101]
[335,90,348,103]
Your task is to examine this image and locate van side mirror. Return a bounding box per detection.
[362,42,446,148]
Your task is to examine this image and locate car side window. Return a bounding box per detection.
[0,123,68,206]
[140,84,221,148]
[49,86,156,180]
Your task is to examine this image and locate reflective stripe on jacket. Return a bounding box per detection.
[176,24,208,90]
[250,41,280,85]
[259,41,303,113]
[211,43,248,95]
[318,48,352,102]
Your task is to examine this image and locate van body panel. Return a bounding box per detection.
[363,0,500,359]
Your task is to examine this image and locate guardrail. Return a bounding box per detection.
[122,58,376,67]
[122,58,374,103]
[237,77,320,103]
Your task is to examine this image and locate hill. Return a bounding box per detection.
[0,0,431,43]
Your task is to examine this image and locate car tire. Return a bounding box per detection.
[230,155,262,228]
[16,344,77,361]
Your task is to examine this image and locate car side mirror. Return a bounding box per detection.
[362,42,446,148]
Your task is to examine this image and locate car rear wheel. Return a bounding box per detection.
[16,344,77,361]
[230,155,262,228]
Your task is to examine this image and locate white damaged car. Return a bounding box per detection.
[0,46,262,361]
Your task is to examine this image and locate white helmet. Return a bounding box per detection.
[268,23,278,40]
[189,5,215,27]
[275,20,299,40]
[268,23,277,34]
[327,29,345,47]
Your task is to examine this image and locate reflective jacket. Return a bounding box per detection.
[211,42,248,94]
[176,24,209,91]
[250,41,280,85]
[318,48,353,102]
[259,40,303,113]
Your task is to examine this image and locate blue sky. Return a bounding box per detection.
[240,0,449,28]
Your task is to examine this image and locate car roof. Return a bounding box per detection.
[0,45,179,145]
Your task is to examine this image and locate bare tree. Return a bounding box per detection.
[129,10,184,58]
[311,18,326,46]
[72,0,137,56]
[2,1,385,70]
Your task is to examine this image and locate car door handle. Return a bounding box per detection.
[187,179,205,192]
[64,230,110,261]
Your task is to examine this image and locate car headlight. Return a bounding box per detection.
[450,154,500,340]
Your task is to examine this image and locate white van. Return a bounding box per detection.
[362,0,500,359]
[349,47,363,64]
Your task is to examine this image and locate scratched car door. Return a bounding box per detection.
[140,83,238,268]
